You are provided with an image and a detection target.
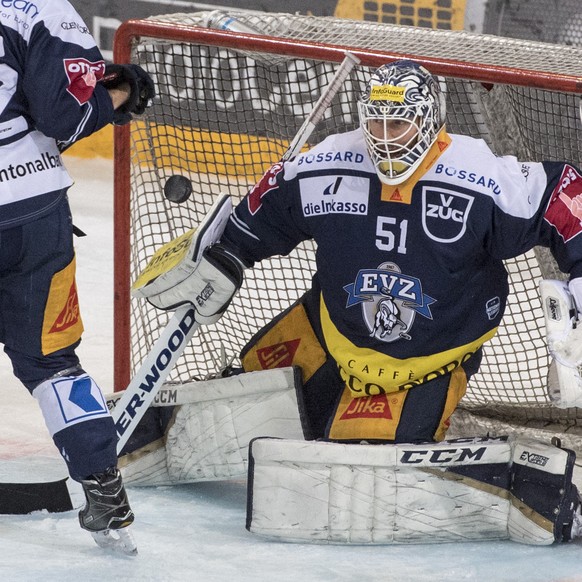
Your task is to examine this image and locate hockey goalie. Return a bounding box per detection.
[120,59,582,546]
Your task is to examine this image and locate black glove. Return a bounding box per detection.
[101,63,155,124]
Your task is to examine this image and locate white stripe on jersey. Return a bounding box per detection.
[230,211,261,241]
[60,102,93,147]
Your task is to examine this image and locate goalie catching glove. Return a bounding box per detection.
[540,279,582,368]
[132,194,244,325]
[101,63,155,125]
[540,278,582,407]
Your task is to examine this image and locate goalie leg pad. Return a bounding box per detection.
[119,368,305,485]
[509,438,580,543]
[246,436,581,545]
[165,368,305,482]
[547,359,582,408]
[247,436,512,544]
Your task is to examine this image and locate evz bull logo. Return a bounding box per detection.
[422,186,474,243]
[343,262,436,343]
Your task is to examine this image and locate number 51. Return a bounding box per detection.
[375,217,408,254]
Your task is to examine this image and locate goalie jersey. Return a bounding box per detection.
[221,128,582,396]
[0,0,114,229]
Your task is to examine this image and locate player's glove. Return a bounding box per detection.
[144,243,244,324]
[540,279,582,408]
[131,194,245,325]
[101,63,155,125]
[540,279,582,369]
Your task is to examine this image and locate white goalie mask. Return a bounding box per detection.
[357,60,446,185]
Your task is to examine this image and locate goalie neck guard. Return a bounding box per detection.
[357,60,446,185]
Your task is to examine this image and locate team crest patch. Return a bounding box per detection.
[63,58,105,105]
[422,186,474,243]
[343,262,436,343]
[544,164,582,242]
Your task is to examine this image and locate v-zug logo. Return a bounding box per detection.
[422,186,474,243]
[300,174,370,217]
[343,262,436,343]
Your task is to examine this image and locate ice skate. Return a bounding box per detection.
[79,467,137,555]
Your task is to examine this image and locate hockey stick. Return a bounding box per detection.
[113,306,198,453]
[282,51,360,162]
[112,51,360,454]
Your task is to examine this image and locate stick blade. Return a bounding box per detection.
[0,456,72,514]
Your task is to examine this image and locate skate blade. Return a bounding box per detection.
[91,527,138,556]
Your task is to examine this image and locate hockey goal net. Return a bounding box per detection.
[113,11,582,449]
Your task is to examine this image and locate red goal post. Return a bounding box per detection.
[112,11,582,447]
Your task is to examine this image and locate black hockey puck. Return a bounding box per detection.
[164,175,193,203]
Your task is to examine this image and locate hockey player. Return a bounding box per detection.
[213,60,582,444]
[0,0,154,553]
[134,60,582,543]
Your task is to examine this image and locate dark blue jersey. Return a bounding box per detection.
[222,128,582,394]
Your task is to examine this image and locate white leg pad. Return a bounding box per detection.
[247,436,573,545]
[120,368,304,485]
[119,439,171,486]
[166,369,304,482]
[508,437,577,544]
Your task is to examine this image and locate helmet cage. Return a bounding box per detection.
[358,61,445,185]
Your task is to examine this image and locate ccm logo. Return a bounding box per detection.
[400,446,487,464]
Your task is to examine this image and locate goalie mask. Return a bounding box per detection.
[358,60,446,185]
